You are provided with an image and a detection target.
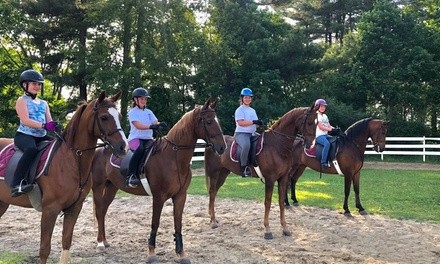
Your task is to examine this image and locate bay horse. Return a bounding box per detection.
[204,104,317,240]
[90,98,226,264]
[285,118,389,216]
[0,91,128,264]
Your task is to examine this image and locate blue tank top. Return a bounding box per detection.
[17,96,47,137]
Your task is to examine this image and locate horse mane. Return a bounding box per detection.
[344,117,373,141]
[63,101,88,145]
[269,107,308,131]
[157,106,199,151]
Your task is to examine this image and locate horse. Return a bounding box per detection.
[204,104,318,240]
[0,91,128,264]
[285,118,389,216]
[90,98,226,264]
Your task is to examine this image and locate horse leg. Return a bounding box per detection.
[93,181,118,250]
[207,167,229,228]
[352,172,367,215]
[59,198,86,264]
[172,192,191,264]
[147,197,166,263]
[0,201,9,218]
[343,174,353,217]
[263,179,275,240]
[39,207,60,264]
[291,165,306,206]
[278,175,291,237]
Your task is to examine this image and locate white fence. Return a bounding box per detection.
[192,137,440,163]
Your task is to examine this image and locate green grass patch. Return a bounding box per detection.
[0,252,27,264]
[188,168,440,224]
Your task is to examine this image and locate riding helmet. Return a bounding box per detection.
[314,98,327,107]
[240,88,253,97]
[19,69,44,86]
[132,87,151,99]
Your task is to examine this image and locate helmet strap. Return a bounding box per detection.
[23,83,37,99]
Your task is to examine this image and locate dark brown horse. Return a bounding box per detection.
[204,105,317,240]
[0,91,128,264]
[90,98,226,263]
[285,118,389,216]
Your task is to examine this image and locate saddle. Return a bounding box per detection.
[305,135,340,164]
[230,134,264,164]
[0,140,59,188]
[110,139,156,177]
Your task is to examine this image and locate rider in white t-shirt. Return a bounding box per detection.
[234,88,263,177]
[314,99,335,168]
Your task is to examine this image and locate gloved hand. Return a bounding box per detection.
[159,122,167,128]
[149,124,160,130]
[329,127,341,136]
[44,121,61,132]
[252,120,263,126]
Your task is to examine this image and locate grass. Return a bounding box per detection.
[188,168,440,224]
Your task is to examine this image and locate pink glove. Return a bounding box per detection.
[44,121,60,132]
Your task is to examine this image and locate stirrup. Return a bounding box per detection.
[126,174,140,188]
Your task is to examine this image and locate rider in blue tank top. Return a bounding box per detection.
[11,69,61,197]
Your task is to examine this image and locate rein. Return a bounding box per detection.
[61,102,118,214]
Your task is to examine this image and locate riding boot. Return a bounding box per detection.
[126,174,140,188]
[241,166,251,178]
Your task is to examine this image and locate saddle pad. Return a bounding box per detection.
[230,134,264,162]
[0,141,56,181]
[304,145,317,157]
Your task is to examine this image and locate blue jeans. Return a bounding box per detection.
[316,135,330,164]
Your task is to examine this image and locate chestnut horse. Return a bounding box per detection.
[90,98,226,263]
[204,104,317,240]
[0,91,128,264]
[285,118,389,216]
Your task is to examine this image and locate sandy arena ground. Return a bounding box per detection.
[1,162,439,264]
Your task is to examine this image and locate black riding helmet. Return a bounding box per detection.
[132,87,151,99]
[19,69,44,99]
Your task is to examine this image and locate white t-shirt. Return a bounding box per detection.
[315,111,330,137]
[128,107,158,141]
[234,105,258,134]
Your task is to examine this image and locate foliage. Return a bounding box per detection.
[0,0,440,136]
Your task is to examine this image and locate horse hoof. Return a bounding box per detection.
[285,205,292,210]
[264,232,273,240]
[180,258,191,264]
[344,212,353,218]
[359,210,368,216]
[282,230,292,237]
[96,242,106,251]
[293,202,299,207]
[210,220,219,229]
[146,255,160,263]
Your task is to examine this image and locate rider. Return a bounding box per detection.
[314,98,335,169]
[12,69,60,197]
[234,87,263,177]
[126,87,166,188]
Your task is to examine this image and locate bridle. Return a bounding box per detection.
[165,107,223,150]
[92,103,123,151]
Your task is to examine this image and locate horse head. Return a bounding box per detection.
[369,119,389,152]
[300,103,319,148]
[195,98,226,155]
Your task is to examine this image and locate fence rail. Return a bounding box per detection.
[192,137,440,163]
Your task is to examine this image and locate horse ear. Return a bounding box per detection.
[203,97,212,110]
[98,91,106,103]
[210,98,218,110]
[111,91,122,102]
